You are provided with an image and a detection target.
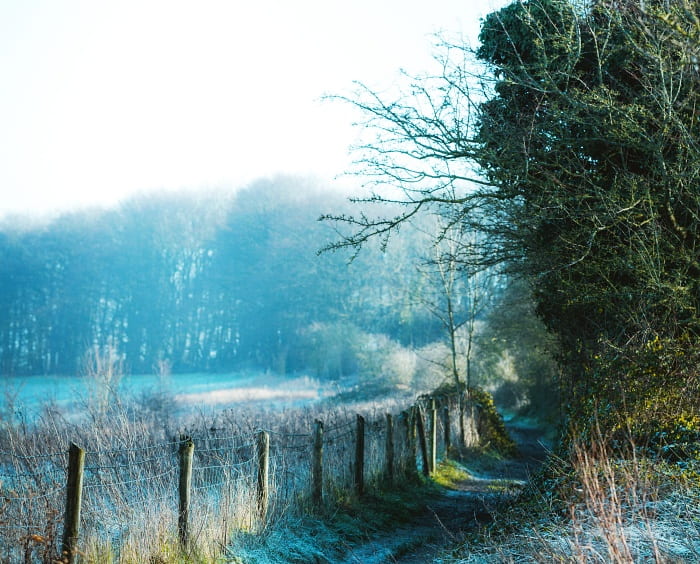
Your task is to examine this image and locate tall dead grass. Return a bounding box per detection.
[452,433,700,563]
[0,380,422,562]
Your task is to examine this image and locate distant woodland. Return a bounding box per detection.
[0,178,450,377]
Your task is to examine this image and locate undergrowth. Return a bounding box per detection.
[447,435,700,563]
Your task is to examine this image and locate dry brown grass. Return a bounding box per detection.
[450,434,700,564]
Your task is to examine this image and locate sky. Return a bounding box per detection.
[0,0,507,219]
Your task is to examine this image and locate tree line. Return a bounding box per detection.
[0,177,457,378]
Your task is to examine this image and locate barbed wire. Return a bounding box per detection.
[195,442,255,455]
[0,468,65,480]
[84,440,179,456]
[325,430,356,445]
[271,444,310,455]
[84,452,175,472]
[0,450,66,461]
[323,419,355,433]
[193,436,249,444]
[1,485,65,501]
[259,428,311,439]
[195,457,255,472]
[82,491,176,507]
[82,467,177,490]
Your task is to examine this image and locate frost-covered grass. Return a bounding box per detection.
[448,438,700,563]
[0,380,423,562]
[0,369,337,425]
[228,474,440,563]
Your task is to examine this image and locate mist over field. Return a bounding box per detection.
[1,179,414,375]
[1,176,540,422]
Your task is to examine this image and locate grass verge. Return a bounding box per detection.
[444,441,700,563]
[228,471,452,563]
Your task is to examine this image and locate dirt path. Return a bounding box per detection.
[340,422,550,564]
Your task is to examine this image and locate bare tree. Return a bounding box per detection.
[417,218,498,444]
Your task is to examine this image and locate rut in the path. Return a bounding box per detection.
[340,422,550,564]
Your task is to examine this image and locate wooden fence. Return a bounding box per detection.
[0,392,480,562]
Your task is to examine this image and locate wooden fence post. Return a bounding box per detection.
[400,408,417,476]
[178,435,194,550]
[61,442,85,564]
[459,390,467,447]
[354,414,365,496]
[312,420,323,508]
[256,430,270,522]
[443,405,451,454]
[385,413,394,485]
[408,407,417,473]
[398,411,408,476]
[429,398,437,473]
[415,405,430,477]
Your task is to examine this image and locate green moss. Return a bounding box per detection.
[431,383,517,457]
[468,387,518,457]
[432,459,472,488]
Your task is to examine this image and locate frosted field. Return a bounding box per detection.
[0,371,330,422]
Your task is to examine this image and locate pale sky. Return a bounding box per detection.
[0,0,507,219]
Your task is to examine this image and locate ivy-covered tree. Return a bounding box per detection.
[477,0,700,439]
[328,0,700,442]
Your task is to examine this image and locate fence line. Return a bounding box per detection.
[0,391,481,561]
